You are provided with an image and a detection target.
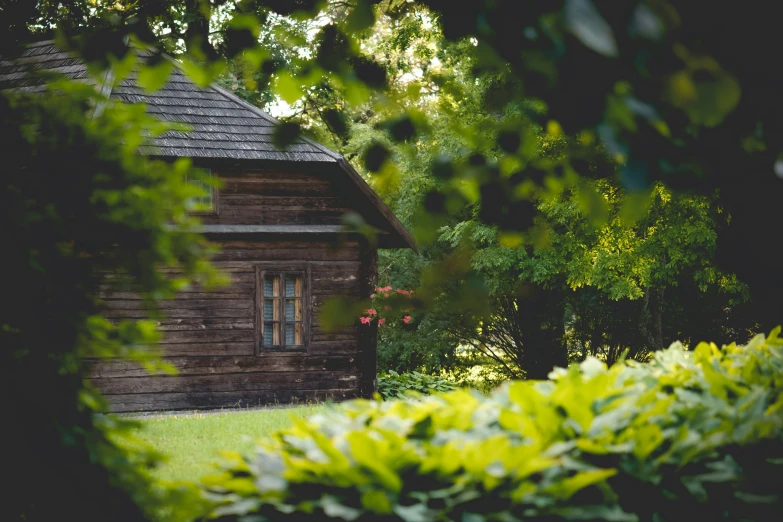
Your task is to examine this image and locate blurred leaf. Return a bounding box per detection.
[665,66,741,127]
[619,190,653,224]
[431,155,455,180]
[565,0,619,57]
[318,297,370,331]
[363,141,390,172]
[137,55,173,93]
[272,121,301,150]
[276,72,304,104]
[322,108,349,138]
[576,183,609,227]
[383,115,416,142]
[498,130,521,153]
[346,2,376,33]
[351,57,387,89]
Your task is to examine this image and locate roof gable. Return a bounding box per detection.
[0,40,416,251]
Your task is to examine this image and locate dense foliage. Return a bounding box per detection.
[377,370,458,400]
[206,329,783,521]
[1,75,218,520]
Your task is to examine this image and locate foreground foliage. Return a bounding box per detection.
[1,79,218,521]
[207,329,783,521]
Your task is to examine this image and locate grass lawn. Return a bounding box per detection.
[130,404,330,483]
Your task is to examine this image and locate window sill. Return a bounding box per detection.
[259,346,307,353]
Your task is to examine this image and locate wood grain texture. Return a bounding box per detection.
[89,355,359,378]
[95,370,358,395]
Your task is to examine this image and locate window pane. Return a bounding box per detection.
[264,275,280,297]
[285,275,302,297]
[186,177,214,212]
[263,322,280,345]
[264,299,279,321]
[285,323,303,345]
[285,298,302,321]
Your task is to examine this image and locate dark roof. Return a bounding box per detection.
[0,40,416,250]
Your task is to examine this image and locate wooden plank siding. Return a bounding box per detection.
[199,168,357,226]
[89,168,379,412]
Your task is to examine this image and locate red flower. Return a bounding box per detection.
[360,316,372,325]
[403,315,411,324]
[367,309,377,316]
[383,305,392,311]
[378,318,385,326]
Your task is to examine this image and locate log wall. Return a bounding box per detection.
[89,165,379,412]
[200,165,363,226]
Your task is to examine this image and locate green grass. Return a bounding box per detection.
[130,404,330,483]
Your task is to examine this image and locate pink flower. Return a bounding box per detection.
[378,318,385,326]
[396,289,409,295]
[370,294,375,299]
[360,317,371,324]
[383,286,393,291]
[367,309,377,316]
[383,305,392,311]
[403,315,411,324]
[383,293,389,298]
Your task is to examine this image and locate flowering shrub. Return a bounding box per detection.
[359,285,414,327]
[377,370,459,400]
[204,329,783,521]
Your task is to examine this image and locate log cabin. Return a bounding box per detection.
[1,41,416,412]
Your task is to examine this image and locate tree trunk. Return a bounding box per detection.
[184,0,217,59]
[516,286,567,380]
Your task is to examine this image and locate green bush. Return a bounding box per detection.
[205,329,783,521]
[377,371,459,399]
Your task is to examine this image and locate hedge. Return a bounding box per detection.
[204,330,783,521]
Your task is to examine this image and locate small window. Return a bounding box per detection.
[186,169,216,213]
[257,267,308,351]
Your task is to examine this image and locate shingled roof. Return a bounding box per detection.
[0,40,335,161]
[0,40,416,250]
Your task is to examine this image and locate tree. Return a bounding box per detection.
[439,181,747,378]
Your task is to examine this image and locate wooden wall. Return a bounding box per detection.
[88,165,380,412]
[200,165,363,226]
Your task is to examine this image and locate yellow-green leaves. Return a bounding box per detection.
[664,47,741,127]
[345,431,405,492]
[208,329,783,521]
[548,468,618,499]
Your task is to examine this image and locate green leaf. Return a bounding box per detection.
[137,57,173,93]
[276,72,304,104]
[665,59,741,127]
[346,2,376,32]
[361,490,393,514]
[549,469,618,499]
